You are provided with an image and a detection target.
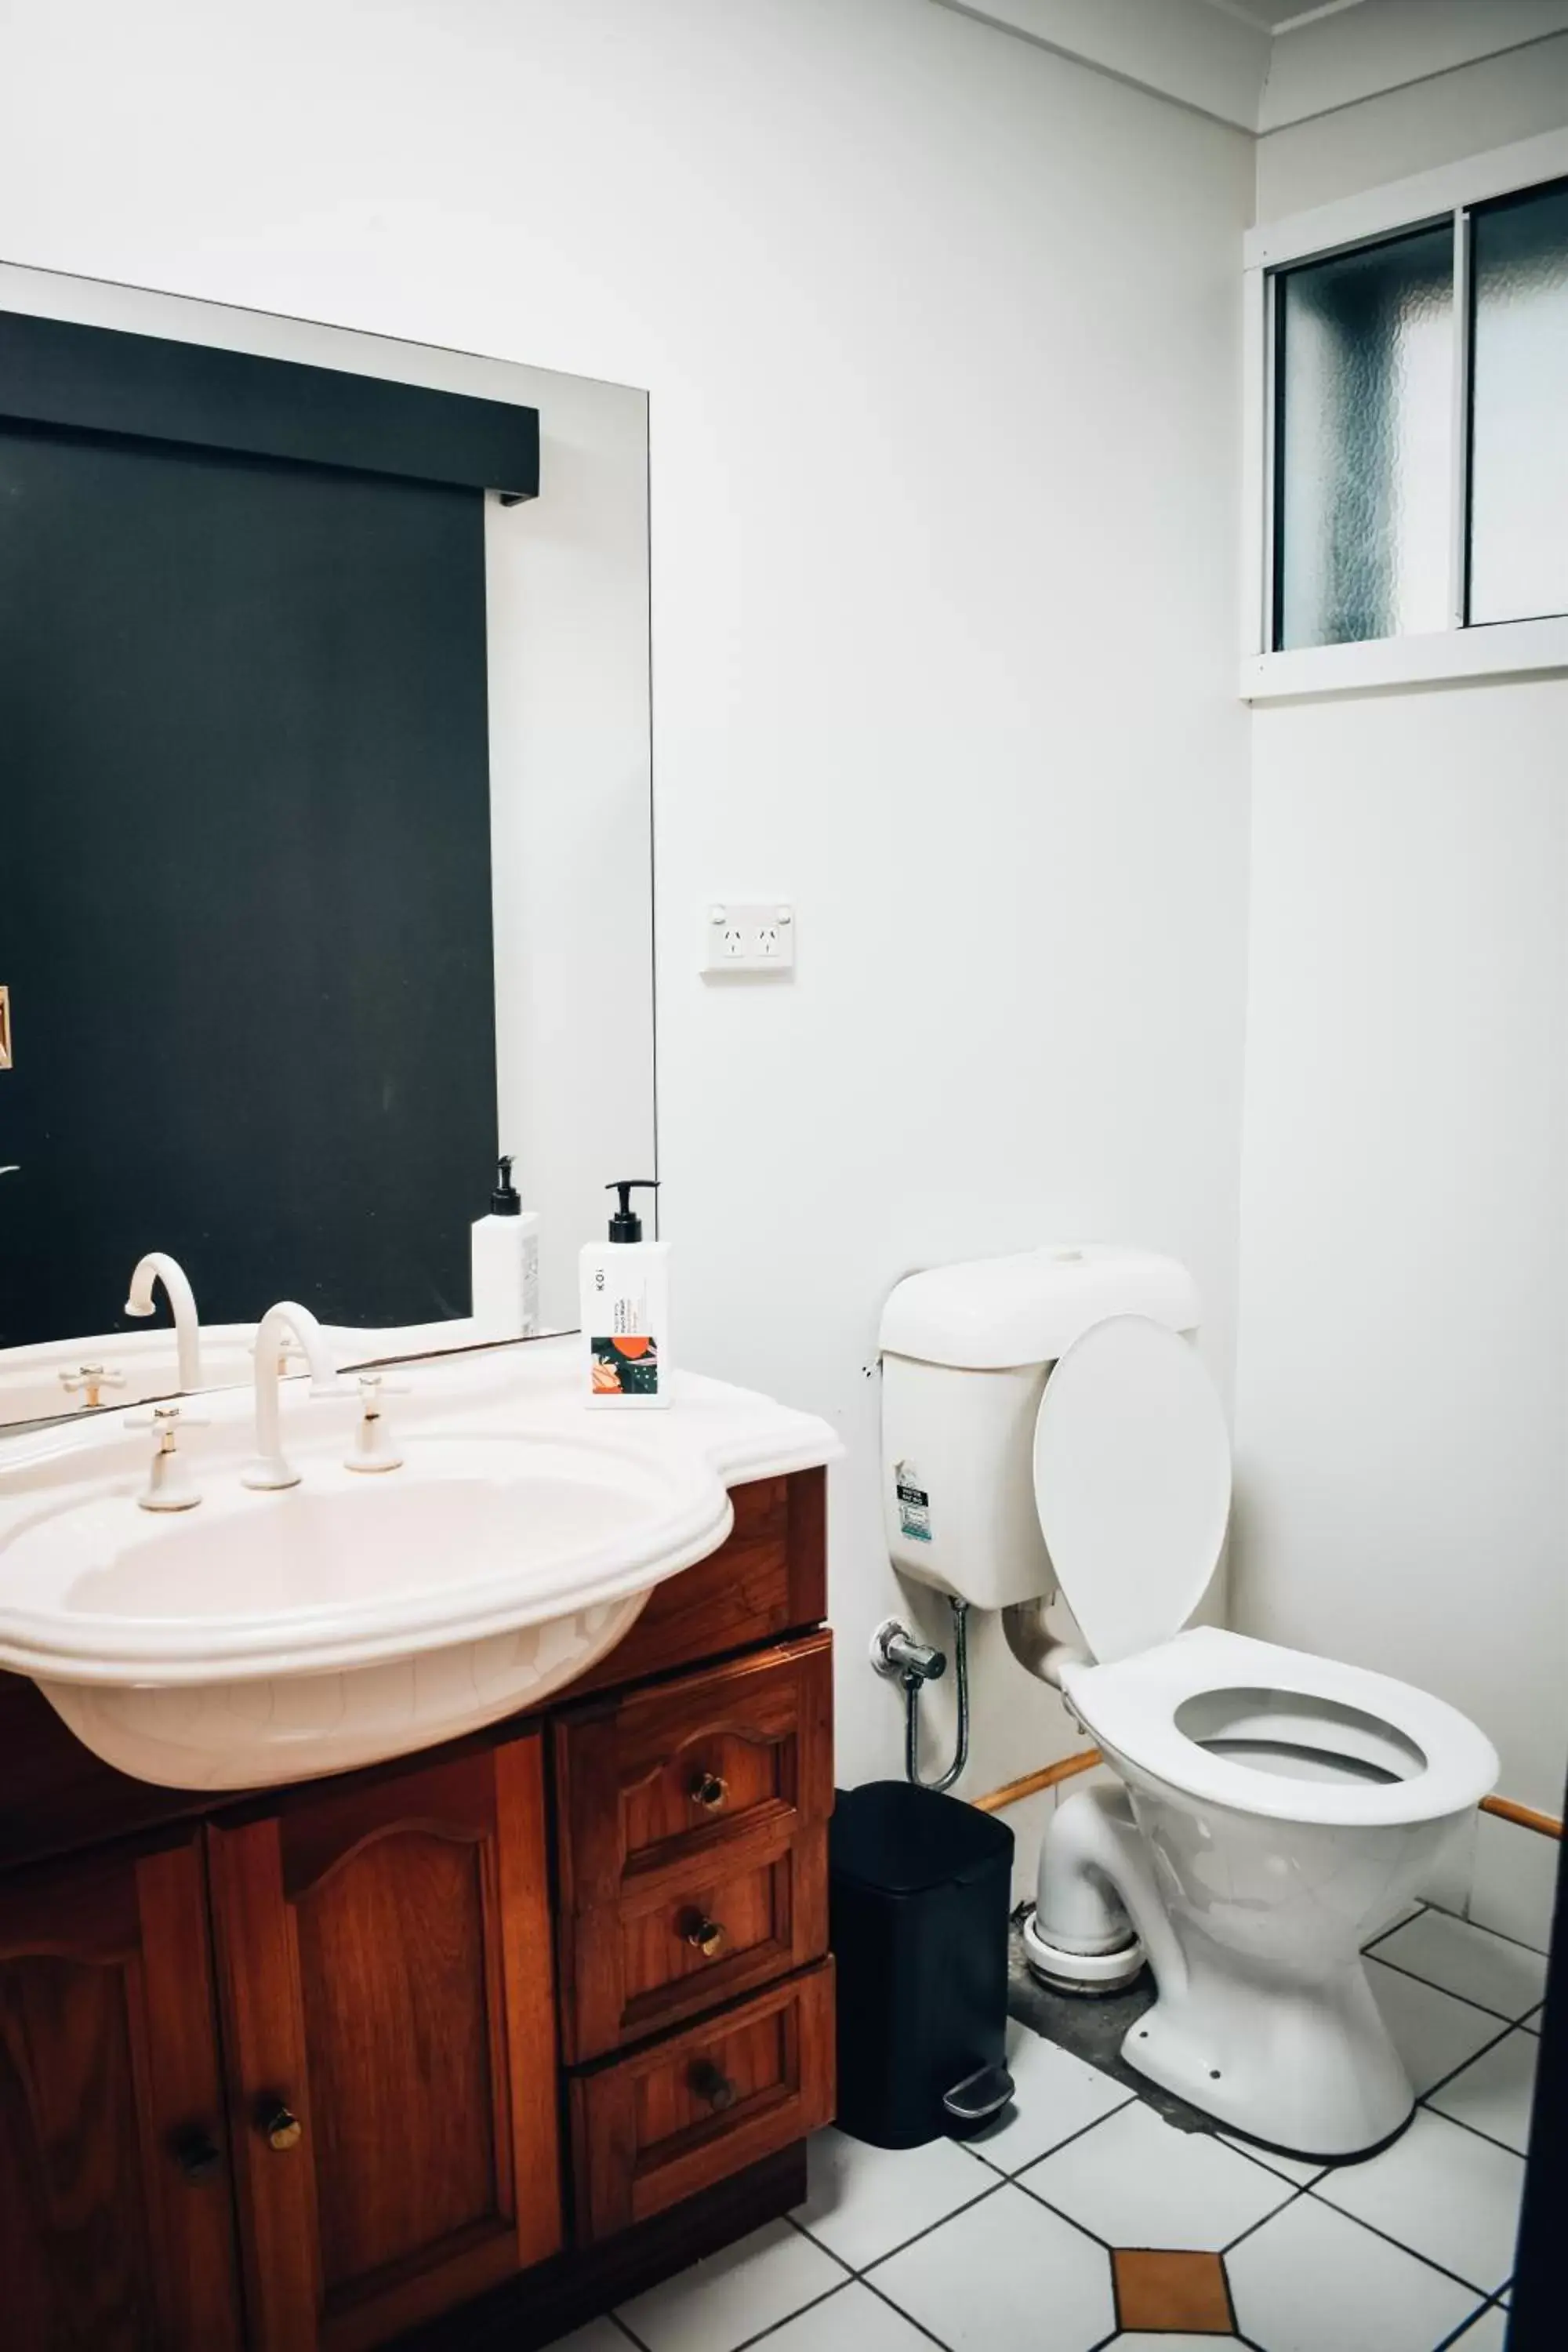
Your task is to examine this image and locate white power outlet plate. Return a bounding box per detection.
[704,902,795,972]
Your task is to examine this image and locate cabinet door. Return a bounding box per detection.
[0,1834,241,2351]
[208,1733,561,2352]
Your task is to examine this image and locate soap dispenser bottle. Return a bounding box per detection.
[471,1154,541,1341]
[580,1179,670,1406]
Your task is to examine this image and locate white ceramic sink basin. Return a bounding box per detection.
[0,1415,733,1789]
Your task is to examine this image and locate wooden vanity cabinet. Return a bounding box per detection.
[207,1733,561,2352]
[0,1833,241,2351]
[0,1466,833,2352]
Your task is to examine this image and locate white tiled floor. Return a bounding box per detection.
[592,1901,1534,2352]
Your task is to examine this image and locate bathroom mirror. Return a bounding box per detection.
[0,263,655,1421]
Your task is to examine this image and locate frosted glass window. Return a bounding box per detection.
[1468,180,1568,626]
[1274,224,1454,650]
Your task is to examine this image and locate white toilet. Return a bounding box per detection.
[879,1245,1498,2160]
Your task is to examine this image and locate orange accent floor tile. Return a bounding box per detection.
[1113,2246,1235,2333]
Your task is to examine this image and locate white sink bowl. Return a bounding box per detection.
[0,1422,731,1788]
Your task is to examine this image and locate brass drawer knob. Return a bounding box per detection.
[258,2100,303,2152]
[172,2125,222,2182]
[689,1769,728,1812]
[683,1915,728,1959]
[689,2060,735,2112]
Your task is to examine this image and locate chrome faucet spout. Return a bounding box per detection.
[124,1251,203,1392]
[242,1301,341,1491]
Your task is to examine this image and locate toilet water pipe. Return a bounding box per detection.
[873,1599,972,1793]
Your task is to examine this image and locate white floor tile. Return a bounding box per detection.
[552,2324,633,2352]
[1367,1958,1508,2092]
[1468,1813,1559,1953]
[1226,2195,1480,2352]
[1448,2305,1508,2350]
[1428,2029,1541,2155]
[1018,2097,1291,2251]
[869,2180,1114,2352]
[1218,2132,1324,2187]
[1372,1908,1548,2019]
[741,2281,938,2351]
[1313,2109,1525,2294]
[615,2217,847,2352]
[794,2127,993,2268]
[1520,2007,1541,2034]
[966,2024,1134,2174]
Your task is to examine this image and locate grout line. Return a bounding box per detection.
[1301,2180,1505,2300]
[1408,2011,1521,2107]
[1430,2294,1500,2350]
[971,2090,1138,2181]
[780,2211,858,2277]
[1416,2092,1531,2165]
[1219,2178,1313,2258]
[609,2310,653,2351]
[856,2268,967,2350]
[1367,1948,1540,2024]
[722,2278,862,2352]
[1361,1901,1429,1956]
[789,2172,1007,2275]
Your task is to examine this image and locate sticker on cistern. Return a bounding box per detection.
[895,1461,932,1542]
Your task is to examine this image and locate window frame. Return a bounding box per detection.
[1240,125,1568,702]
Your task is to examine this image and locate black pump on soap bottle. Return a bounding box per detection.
[605,1178,659,1241]
[581,1179,670,1406]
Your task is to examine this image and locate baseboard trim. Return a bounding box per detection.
[1481,1795,1563,1840]
[975,1757,1561,1841]
[972,1749,1102,1813]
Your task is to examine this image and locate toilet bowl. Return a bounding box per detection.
[877,1248,1500,2161]
[1024,1626,1497,2155]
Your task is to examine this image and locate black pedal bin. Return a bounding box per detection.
[829,1779,1014,2148]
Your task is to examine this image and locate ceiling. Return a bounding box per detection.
[940,0,1568,133]
[1213,0,1359,31]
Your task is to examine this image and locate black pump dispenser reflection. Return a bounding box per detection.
[581,1179,670,1406]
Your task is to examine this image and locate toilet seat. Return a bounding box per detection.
[1060,1627,1499,1828]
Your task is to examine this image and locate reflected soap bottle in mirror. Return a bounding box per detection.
[471,1154,541,1341]
[581,1180,670,1408]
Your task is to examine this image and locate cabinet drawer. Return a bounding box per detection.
[554,1631,833,1915]
[568,1962,835,2244]
[561,1817,827,2062]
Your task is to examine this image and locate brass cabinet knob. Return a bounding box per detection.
[258,2100,303,2152]
[172,2125,222,2182]
[689,2059,735,2112]
[683,1915,728,1959]
[688,1769,728,1812]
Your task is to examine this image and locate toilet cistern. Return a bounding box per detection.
[241,1301,347,1490]
[124,1250,202,1391]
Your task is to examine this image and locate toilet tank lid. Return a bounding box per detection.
[879,1245,1202,1370]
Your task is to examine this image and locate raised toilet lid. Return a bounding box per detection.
[1033,1314,1231,1664]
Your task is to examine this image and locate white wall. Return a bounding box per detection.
[1236,71,1568,1942]
[0,0,1254,1836]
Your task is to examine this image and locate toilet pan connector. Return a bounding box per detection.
[1025,1781,1181,1998]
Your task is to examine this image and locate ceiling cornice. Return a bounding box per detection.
[931,0,1568,136]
